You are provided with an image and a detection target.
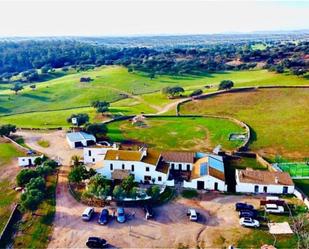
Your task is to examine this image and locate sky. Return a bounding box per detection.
[0,0,308,37]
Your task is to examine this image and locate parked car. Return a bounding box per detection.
[98,209,109,225]
[187,208,198,221]
[82,207,95,221]
[27,150,35,155]
[117,207,126,223]
[144,205,154,220]
[239,217,260,228]
[235,202,254,211]
[86,237,107,248]
[239,209,258,219]
[264,204,285,214]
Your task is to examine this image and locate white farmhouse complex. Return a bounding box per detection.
[83,144,119,164]
[96,148,174,186]
[66,132,96,148]
[93,148,227,191]
[235,169,294,194]
[18,155,44,167]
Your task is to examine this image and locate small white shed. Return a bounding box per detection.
[66,132,96,149]
[18,155,43,167]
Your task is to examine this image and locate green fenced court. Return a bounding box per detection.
[277,162,309,178]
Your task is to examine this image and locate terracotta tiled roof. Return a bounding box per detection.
[161,151,195,164]
[142,149,161,165]
[112,169,130,180]
[105,150,142,161]
[237,169,294,186]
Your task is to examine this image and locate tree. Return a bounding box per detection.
[113,185,126,200]
[10,83,24,95]
[30,84,36,90]
[26,176,46,192]
[68,165,88,183]
[16,169,38,187]
[149,72,155,80]
[121,175,136,193]
[21,189,44,211]
[218,80,234,90]
[85,123,107,138]
[91,101,110,115]
[162,86,184,98]
[36,165,53,177]
[67,113,89,127]
[291,67,307,76]
[86,175,111,200]
[146,185,161,201]
[71,155,81,167]
[0,124,16,137]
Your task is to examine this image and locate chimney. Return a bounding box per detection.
[275,176,279,184]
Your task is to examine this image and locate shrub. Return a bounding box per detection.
[181,189,198,199]
[189,89,203,97]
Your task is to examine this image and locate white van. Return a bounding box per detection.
[187,208,198,221]
[264,204,284,214]
[82,207,95,221]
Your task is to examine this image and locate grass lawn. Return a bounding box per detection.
[0,180,19,232]
[107,116,245,151]
[181,189,198,199]
[294,179,309,196]
[14,173,57,249]
[229,157,268,171]
[277,162,309,178]
[0,66,308,128]
[37,140,50,148]
[180,88,309,159]
[0,142,24,166]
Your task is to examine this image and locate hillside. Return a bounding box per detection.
[0,66,308,128]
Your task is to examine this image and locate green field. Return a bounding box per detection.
[107,116,245,151]
[0,141,24,167]
[180,88,309,159]
[294,179,309,196]
[0,66,308,128]
[278,162,309,177]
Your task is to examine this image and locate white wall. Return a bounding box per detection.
[66,136,75,149]
[235,182,294,194]
[183,175,226,191]
[83,146,118,164]
[96,160,169,185]
[169,161,193,171]
[18,156,41,167]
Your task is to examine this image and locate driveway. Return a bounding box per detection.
[17,130,259,248]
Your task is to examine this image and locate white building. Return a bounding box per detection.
[161,151,195,171]
[18,155,43,167]
[66,132,96,148]
[96,148,174,186]
[183,153,227,191]
[235,169,294,194]
[83,144,119,164]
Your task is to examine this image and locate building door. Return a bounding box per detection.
[283,186,288,194]
[214,182,218,191]
[197,181,204,190]
[28,159,32,166]
[254,185,259,193]
[187,164,190,171]
[263,186,268,193]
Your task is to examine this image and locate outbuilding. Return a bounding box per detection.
[235,169,294,194]
[18,155,44,167]
[66,132,96,149]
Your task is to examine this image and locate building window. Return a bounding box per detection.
[131,165,134,171]
[263,186,268,193]
[92,158,95,162]
[171,163,174,169]
[158,176,162,181]
[283,186,288,194]
[144,175,151,182]
[122,164,125,170]
[254,185,259,193]
[88,150,91,156]
[146,167,150,172]
[110,164,113,170]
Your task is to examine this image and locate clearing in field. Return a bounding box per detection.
[107,116,245,151]
[277,162,309,178]
[180,88,309,159]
